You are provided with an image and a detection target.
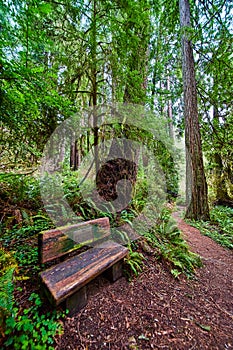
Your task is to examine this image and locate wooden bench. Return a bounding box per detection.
[38,218,128,315]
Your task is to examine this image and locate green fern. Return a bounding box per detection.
[188,206,233,249]
[0,248,17,334]
[0,267,15,312]
[0,248,17,275]
[124,243,145,279]
[143,211,202,278]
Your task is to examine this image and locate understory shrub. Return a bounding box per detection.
[4,293,64,350]
[188,205,233,249]
[143,208,202,278]
[0,247,63,349]
[124,241,145,279]
[0,248,17,336]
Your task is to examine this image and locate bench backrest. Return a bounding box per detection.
[38,217,111,264]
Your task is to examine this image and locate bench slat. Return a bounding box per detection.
[40,240,128,305]
[38,217,111,264]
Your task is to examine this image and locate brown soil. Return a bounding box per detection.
[54,210,233,350]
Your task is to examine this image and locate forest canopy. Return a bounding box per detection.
[0,0,232,214]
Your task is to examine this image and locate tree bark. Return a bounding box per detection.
[166,75,174,140]
[70,139,80,170]
[212,108,230,203]
[179,0,210,220]
[91,0,99,173]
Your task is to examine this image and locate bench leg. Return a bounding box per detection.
[65,286,87,316]
[105,260,123,282]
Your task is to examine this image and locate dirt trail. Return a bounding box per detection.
[56,211,233,350]
[173,210,233,323]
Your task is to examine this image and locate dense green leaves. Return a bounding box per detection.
[188,206,233,249]
[0,0,74,166]
[0,0,232,205]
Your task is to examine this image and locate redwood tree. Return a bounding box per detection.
[179,0,210,220]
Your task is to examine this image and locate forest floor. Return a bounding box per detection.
[51,208,233,350]
[10,207,233,350]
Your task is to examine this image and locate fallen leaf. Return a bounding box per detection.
[195,322,211,332]
[138,334,150,340]
[125,316,130,329]
[128,336,138,349]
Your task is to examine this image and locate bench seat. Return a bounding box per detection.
[39,240,128,314]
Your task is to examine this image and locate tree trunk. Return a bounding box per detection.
[70,0,99,172]
[70,139,80,170]
[179,0,210,220]
[212,108,230,203]
[91,0,99,173]
[166,75,174,140]
[214,152,230,201]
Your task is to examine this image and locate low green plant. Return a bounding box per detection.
[0,215,53,276]
[0,173,41,207]
[124,242,145,279]
[0,248,17,335]
[4,293,64,350]
[0,268,15,311]
[188,205,233,249]
[144,208,202,277]
[0,212,53,249]
[119,209,138,226]
[0,247,17,275]
[130,176,148,213]
[14,245,40,274]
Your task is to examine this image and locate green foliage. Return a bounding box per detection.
[153,141,180,195]
[0,0,74,166]
[0,247,17,276]
[116,206,202,279]
[1,217,52,247]
[0,174,48,235]
[0,173,41,205]
[144,208,202,277]
[196,1,233,201]
[0,176,53,277]
[0,218,52,277]
[0,173,54,244]
[0,248,17,333]
[14,245,39,273]
[130,175,148,213]
[61,169,115,223]
[124,242,145,279]
[119,209,137,226]
[4,293,64,350]
[0,173,62,346]
[0,268,15,314]
[188,206,233,249]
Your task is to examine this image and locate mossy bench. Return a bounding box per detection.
[38,218,128,315]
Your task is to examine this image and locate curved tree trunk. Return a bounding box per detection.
[179,0,210,220]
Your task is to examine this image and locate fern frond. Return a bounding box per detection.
[0,266,15,328]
